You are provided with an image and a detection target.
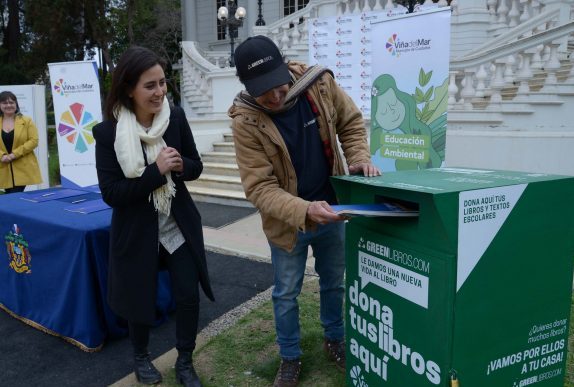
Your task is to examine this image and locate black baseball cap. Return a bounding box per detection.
[234,35,291,97]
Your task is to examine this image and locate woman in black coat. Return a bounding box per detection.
[93,46,213,387]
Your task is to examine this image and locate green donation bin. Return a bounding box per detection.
[330,167,574,387]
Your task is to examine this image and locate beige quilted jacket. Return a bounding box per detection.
[228,61,370,252]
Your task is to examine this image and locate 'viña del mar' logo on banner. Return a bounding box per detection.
[53,78,95,97]
[58,102,99,153]
[5,224,32,274]
[386,33,432,57]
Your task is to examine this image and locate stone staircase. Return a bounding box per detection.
[187,133,252,207]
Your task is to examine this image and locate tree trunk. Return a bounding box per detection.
[127,0,135,44]
[101,46,114,73]
[7,0,20,63]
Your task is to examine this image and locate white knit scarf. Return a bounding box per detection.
[114,98,175,215]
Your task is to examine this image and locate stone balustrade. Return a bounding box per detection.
[181,0,574,120]
[486,0,572,38]
[449,19,574,111]
[334,0,450,14]
[252,3,311,57]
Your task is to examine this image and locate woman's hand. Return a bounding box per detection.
[1,154,12,163]
[155,147,183,175]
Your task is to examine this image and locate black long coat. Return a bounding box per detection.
[93,106,214,324]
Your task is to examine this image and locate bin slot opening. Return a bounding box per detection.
[374,195,419,213]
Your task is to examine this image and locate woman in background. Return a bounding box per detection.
[93,46,213,387]
[0,91,42,193]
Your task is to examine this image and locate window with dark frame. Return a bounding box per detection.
[217,0,227,40]
[283,0,309,16]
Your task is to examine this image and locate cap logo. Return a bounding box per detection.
[247,55,273,70]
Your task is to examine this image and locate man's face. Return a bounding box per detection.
[254,84,290,112]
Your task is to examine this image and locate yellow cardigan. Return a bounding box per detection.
[0,115,42,189]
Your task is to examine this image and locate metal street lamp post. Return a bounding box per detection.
[255,0,265,26]
[406,0,419,13]
[397,0,421,12]
[217,0,247,67]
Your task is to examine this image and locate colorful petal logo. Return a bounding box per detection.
[53,79,65,96]
[386,34,400,57]
[58,102,98,153]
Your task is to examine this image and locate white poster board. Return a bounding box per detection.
[0,85,49,190]
[308,6,449,173]
[48,61,102,189]
[308,7,409,117]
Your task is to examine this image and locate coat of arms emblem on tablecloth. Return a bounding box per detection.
[5,224,32,274]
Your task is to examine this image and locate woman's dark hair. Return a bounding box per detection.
[0,91,21,116]
[104,46,167,121]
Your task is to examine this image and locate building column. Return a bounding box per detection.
[181,0,198,41]
[450,0,489,58]
[246,0,257,37]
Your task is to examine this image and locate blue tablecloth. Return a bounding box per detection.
[0,188,174,351]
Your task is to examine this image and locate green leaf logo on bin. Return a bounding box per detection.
[331,168,574,387]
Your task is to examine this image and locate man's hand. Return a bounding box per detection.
[306,201,346,224]
[349,162,381,177]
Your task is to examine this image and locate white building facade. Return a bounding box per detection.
[180,0,574,178]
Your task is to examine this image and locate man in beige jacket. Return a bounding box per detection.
[228,35,380,387]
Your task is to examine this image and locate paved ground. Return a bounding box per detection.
[111,212,316,387]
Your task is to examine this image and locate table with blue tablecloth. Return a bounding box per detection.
[0,188,174,351]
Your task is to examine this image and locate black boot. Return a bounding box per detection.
[175,351,202,387]
[134,352,162,385]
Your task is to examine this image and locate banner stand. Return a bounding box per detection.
[48,61,102,189]
[369,8,451,172]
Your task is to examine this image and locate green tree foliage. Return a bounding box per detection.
[107,0,182,102]
[0,0,182,103]
[23,0,90,83]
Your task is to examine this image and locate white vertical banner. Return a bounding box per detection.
[309,11,402,116]
[48,61,102,189]
[0,85,49,190]
[370,8,451,172]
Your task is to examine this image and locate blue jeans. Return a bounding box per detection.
[269,222,346,360]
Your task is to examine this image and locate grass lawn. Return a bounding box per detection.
[149,278,574,387]
[165,278,345,387]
